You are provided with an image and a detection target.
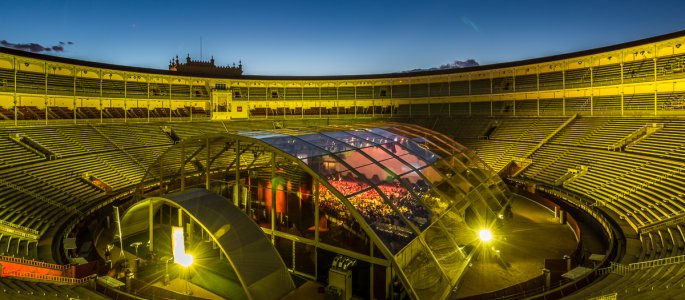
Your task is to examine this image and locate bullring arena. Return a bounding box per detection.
[0,30,685,300]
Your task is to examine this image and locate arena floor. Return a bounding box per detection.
[454,195,580,298]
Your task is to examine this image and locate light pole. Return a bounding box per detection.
[130,242,142,272]
[130,242,142,259]
[163,256,173,286]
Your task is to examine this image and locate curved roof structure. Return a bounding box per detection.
[139,122,511,299]
[121,188,295,300]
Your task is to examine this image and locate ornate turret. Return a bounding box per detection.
[169,54,242,75]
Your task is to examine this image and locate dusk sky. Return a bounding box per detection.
[3,0,685,76]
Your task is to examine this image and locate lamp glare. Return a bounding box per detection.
[176,253,194,267]
[478,229,493,242]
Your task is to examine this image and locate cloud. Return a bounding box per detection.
[0,40,74,53]
[403,59,480,73]
[438,59,479,69]
[461,16,479,32]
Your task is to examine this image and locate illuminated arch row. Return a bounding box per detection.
[121,188,295,300]
[138,123,512,300]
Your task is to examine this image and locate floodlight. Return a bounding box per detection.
[478,229,493,242]
[172,226,193,267]
[176,253,194,267]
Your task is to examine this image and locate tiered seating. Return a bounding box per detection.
[76,107,99,119]
[47,107,72,119]
[568,261,685,299]
[459,117,567,172]
[127,107,148,118]
[152,107,170,118]
[175,107,189,117]
[466,140,530,172]
[95,124,172,149]
[192,85,209,99]
[515,100,538,115]
[0,277,105,298]
[250,107,268,116]
[103,107,125,118]
[0,106,13,120]
[0,136,44,168]
[628,120,685,159]
[275,107,292,116]
[639,225,685,260]
[192,107,208,117]
[565,97,591,113]
[303,107,321,115]
[170,84,190,99]
[4,127,86,158]
[53,126,116,153]
[169,122,227,140]
[18,106,44,120]
[520,143,685,229]
[441,117,491,141]
[447,115,685,271]
[583,119,655,148]
[548,117,606,145]
[101,79,125,98]
[334,107,349,114]
[550,118,656,149]
[0,123,178,255]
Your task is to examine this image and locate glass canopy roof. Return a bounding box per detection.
[142,122,511,300]
[241,123,510,299]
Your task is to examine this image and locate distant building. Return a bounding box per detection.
[169,54,242,76]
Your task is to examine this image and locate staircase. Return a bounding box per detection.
[608,123,664,151]
[554,165,589,186]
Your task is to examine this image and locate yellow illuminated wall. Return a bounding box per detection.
[1,32,685,117]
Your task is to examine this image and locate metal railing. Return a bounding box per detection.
[606,254,685,273]
[0,255,69,270]
[588,292,618,300]
[7,270,94,284]
[0,112,396,128]
[0,219,39,238]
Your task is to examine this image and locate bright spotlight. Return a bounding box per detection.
[478,229,493,242]
[176,253,194,267]
[172,226,193,267]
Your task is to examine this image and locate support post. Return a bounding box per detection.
[149,198,154,252]
[370,239,374,300]
[234,141,240,207]
[180,143,185,191]
[314,181,319,243]
[206,137,211,189]
[271,152,277,244]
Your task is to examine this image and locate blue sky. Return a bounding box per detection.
[2,0,685,75]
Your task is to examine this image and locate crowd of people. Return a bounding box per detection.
[317,177,442,252]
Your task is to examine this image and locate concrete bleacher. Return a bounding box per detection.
[566,256,685,299]
[0,121,233,258]
[0,277,107,299]
[0,123,183,261]
[444,115,685,298]
[454,117,568,172]
[448,115,685,264]
[0,114,683,297]
[167,121,228,140]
